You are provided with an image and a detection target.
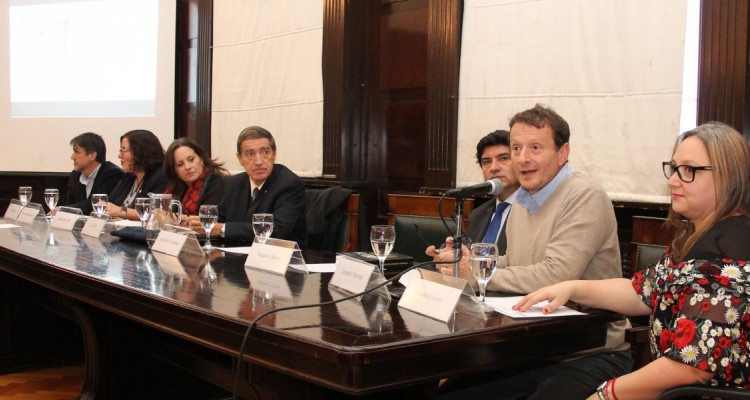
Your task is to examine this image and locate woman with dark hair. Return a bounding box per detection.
[105,129,167,220]
[163,138,228,216]
[515,122,750,399]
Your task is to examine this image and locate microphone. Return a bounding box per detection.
[446,178,503,197]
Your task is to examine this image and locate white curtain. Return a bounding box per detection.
[457,0,688,203]
[212,0,688,202]
[212,0,324,176]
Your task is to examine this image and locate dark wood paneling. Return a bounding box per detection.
[175,0,213,152]
[0,173,69,214]
[698,0,750,135]
[425,0,462,189]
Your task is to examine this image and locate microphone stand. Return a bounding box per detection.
[452,196,466,277]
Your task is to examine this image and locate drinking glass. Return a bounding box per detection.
[370,225,395,275]
[91,194,108,217]
[470,242,499,312]
[18,186,32,206]
[43,188,59,213]
[252,213,274,244]
[199,205,219,250]
[134,197,150,228]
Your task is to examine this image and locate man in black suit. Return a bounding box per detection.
[465,130,520,252]
[65,132,124,215]
[190,126,307,247]
[427,130,519,257]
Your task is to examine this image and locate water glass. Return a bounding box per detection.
[91,194,108,217]
[370,225,395,275]
[469,242,499,311]
[44,188,59,212]
[18,186,32,206]
[252,213,274,244]
[199,205,218,250]
[134,197,150,228]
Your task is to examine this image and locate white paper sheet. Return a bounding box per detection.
[485,296,586,318]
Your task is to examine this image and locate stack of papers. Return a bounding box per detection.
[484,296,586,318]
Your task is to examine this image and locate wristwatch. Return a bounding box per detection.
[595,381,609,400]
[120,205,127,218]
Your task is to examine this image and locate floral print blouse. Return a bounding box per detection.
[631,253,750,387]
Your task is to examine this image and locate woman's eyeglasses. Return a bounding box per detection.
[662,161,712,183]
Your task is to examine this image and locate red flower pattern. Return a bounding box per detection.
[632,254,750,388]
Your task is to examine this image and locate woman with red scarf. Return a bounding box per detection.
[164,138,228,217]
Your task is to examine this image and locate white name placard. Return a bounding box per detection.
[51,211,79,231]
[245,242,294,275]
[4,203,22,221]
[152,230,189,257]
[398,277,463,323]
[81,217,107,237]
[17,207,40,224]
[330,257,376,296]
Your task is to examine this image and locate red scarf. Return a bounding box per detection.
[181,167,209,215]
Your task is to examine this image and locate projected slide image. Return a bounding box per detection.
[9,0,158,117]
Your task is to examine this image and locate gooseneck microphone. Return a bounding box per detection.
[445,178,503,197]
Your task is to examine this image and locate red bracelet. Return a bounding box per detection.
[610,377,619,400]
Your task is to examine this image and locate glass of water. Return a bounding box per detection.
[370,225,395,276]
[199,205,218,250]
[134,197,150,228]
[44,188,59,213]
[252,213,274,244]
[91,194,108,217]
[470,242,499,312]
[18,186,32,206]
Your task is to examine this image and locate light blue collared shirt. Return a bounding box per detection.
[515,163,573,215]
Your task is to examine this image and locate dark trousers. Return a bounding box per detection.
[438,349,633,400]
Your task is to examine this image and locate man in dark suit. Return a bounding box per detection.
[427,130,519,257]
[190,126,307,247]
[65,132,124,215]
[465,130,520,252]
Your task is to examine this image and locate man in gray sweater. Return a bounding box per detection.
[438,104,631,400]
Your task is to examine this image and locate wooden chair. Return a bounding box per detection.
[386,194,474,263]
[305,188,360,252]
[626,216,673,371]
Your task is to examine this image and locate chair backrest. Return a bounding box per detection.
[305,188,360,252]
[387,194,474,263]
[629,216,674,276]
[627,215,674,370]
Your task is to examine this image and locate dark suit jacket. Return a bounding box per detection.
[66,161,124,214]
[467,198,510,254]
[168,168,227,214]
[219,164,307,248]
[109,167,168,206]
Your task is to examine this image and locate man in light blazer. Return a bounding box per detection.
[65,132,123,215]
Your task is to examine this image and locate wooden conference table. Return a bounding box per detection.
[0,219,621,399]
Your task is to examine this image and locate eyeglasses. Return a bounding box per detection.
[119,147,131,154]
[662,161,713,183]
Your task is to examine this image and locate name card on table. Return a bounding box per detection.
[3,200,23,221]
[398,268,487,323]
[152,224,205,259]
[51,211,80,231]
[17,204,43,224]
[329,255,390,300]
[245,237,308,275]
[81,217,108,237]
